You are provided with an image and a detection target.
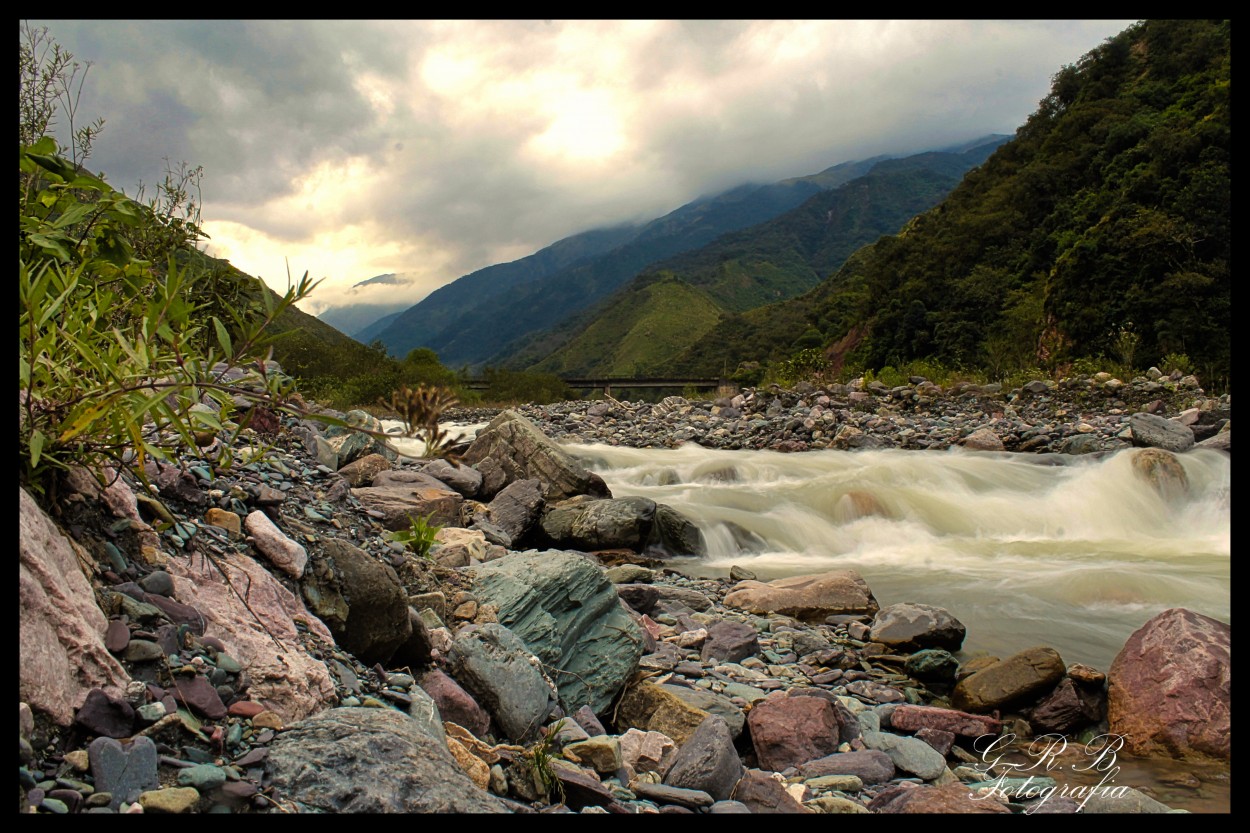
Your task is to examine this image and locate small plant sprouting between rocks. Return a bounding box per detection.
[378,384,461,461]
[386,513,442,560]
[523,719,566,804]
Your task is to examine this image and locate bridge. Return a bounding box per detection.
[463,376,730,395]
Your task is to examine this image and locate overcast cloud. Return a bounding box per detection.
[29,20,1137,315]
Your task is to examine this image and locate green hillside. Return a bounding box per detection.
[680,19,1231,385]
[530,276,723,377]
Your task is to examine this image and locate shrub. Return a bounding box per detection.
[1159,352,1194,376]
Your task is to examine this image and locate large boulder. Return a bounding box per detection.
[615,681,710,745]
[540,496,657,551]
[1129,412,1195,453]
[166,549,337,723]
[461,410,611,502]
[663,716,744,801]
[1129,448,1190,501]
[1108,608,1230,761]
[952,646,1066,713]
[650,504,706,556]
[483,478,545,542]
[265,707,506,813]
[747,695,841,772]
[870,602,966,651]
[300,540,411,667]
[421,458,482,498]
[724,570,879,621]
[446,623,551,743]
[19,487,131,726]
[470,551,643,713]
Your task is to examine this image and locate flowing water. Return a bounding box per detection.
[561,442,1230,674]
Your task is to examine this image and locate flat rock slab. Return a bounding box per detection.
[350,484,463,531]
[889,704,1002,738]
[797,750,896,785]
[632,782,715,808]
[952,646,1066,713]
[724,570,878,621]
[1129,412,1195,453]
[869,782,1012,813]
[88,736,159,810]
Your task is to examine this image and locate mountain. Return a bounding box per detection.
[675,19,1230,383]
[366,147,942,369]
[517,138,1008,376]
[317,301,413,340]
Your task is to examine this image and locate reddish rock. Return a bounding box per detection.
[870,782,1011,813]
[700,620,760,663]
[731,769,812,813]
[1029,677,1103,735]
[913,727,955,757]
[335,453,392,487]
[724,570,879,621]
[418,668,490,737]
[227,701,266,718]
[797,750,896,785]
[951,646,1066,713]
[168,675,226,720]
[747,696,840,772]
[20,487,131,726]
[1066,663,1106,688]
[74,688,135,738]
[105,620,131,654]
[889,704,1003,738]
[1108,608,1230,761]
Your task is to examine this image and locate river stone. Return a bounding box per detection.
[265,707,506,812]
[137,787,201,813]
[962,428,1005,452]
[748,696,841,772]
[731,769,813,814]
[619,728,678,775]
[861,730,947,780]
[461,410,611,502]
[484,478,544,541]
[616,583,660,614]
[649,504,706,556]
[422,458,483,498]
[540,496,657,551]
[631,782,715,809]
[244,510,307,578]
[660,685,745,737]
[431,527,488,568]
[701,620,760,663]
[334,453,391,487]
[832,490,891,522]
[1195,430,1230,453]
[418,668,490,738]
[652,584,714,611]
[1029,677,1104,735]
[1130,448,1190,501]
[1129,412,1195,453]
[888,704,1003,738]
[88,736,159,809]
[663,715,744,801]
[447,623,550,743]
[952,646,1066,713]
[1108,607,1230,761]
[905,649,960,682]
[74,688,135,738]
[300,539,410,667]
[562,735,622,774]
[350,483,463,531]
[797,750,895,784]
[470,550,643,713]
[1079,786,1176,813]
[724,569,879,621]
[869,782,1011,813]
[615,681,710,745]
[871,603,966,651]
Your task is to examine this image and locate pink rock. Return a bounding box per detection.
[244,510,307,578]
[747,696,841,772]
[1108,608,1230,761]
[619,728,677,776]
[19,487,131,726]
[888,704,1002,738]
[165,549,335,723]
[724,570,878,621]
[870,782,1011,813]
[228,701,266,718]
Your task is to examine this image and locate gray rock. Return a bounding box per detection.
[349,483,463,531]
[663,715,744,801]
[471,551,644,714]
[700,620,760,663]
[1080,786,1175,813]
[1129,412,1195,453]
[540,496,657,551]
[461,410,611,502]
[447,623,551,743]
[797,750,896,785]
[660,685,745,738]
[265,707,506,812]
[1195,430,1230,453]
[88,736,159,810]
[632,782,715,808]
[861,730,948,780]
[871,603,966,652]
[485,478,545,542]
[300,539,411,667]
[421,458,482,497]
[649,504,706,556]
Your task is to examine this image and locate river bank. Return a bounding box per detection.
[19,368,1229,814]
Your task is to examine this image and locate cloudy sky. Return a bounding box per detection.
[29,20,1136,316]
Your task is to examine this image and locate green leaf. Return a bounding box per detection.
[57,400,113,443]
[51,201,95,229]
[29,430,45,469]
[212,317,233,356]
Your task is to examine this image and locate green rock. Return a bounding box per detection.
[215,653,242,674]
[471,551,643,713]
[177,764,227,790]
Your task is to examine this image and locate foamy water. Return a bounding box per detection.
[562,442,1230,673]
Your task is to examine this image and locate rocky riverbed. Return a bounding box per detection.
[18,367,1229,814]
